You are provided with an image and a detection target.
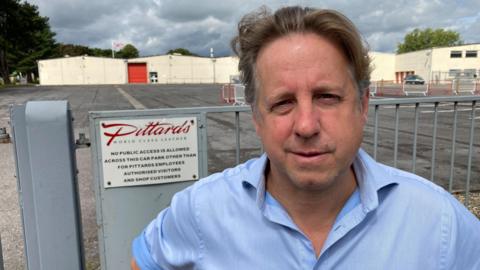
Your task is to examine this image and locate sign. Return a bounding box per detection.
[99,117,199,188]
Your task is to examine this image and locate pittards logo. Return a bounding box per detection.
[102,120,193,146]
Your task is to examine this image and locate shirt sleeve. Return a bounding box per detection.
[442,193,480,270]
[132,186,202,269]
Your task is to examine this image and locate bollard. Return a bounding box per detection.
[10,101,84,270]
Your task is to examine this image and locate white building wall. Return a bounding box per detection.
[129,55,239,84]
[215,57,240,83]
[395,49,431,80]
[39,56,126,85]
[369,52,396,81]
[430,44,480,78]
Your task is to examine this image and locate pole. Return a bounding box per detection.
[111,41,115,58]
[0,234,4,270]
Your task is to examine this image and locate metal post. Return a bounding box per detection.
[448,102,458,192]
[10,101,84,270]
[412,103,419,173]
[430,102,439,182]
[394,104,400,167]
[235,111,241,165]
[0,234,4,270]
[465,101,476,206]
[373,105,379,160]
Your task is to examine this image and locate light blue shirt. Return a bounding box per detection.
[132,149,480,269]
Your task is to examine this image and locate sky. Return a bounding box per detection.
[26,0,480,57]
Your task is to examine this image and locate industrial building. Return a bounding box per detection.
[370,43,480,83]
[38,54,238,85]
[38,43,480,86]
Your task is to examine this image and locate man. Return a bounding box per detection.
[132,6,480,269]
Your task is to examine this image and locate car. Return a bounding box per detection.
[404,74,425,85]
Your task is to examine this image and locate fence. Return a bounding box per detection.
[371,79,480,97]
[221,83,246,105]
[168,95,479,205]
[9,95,479,269]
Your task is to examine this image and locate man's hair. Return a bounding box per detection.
[231,6,371,105]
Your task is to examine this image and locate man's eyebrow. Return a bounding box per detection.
[265,90,295,103]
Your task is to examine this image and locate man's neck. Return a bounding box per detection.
[266,165,358,256]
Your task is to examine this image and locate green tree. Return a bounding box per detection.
[166,48,197,56]
[52,44,112,58]
[90,47,112,57]
[397,28,462,53]
[53,43,91,57]
[0,0,57,83]
[116,44,139,58]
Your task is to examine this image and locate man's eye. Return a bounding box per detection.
[316,94,341,104]
[271,100,294,113]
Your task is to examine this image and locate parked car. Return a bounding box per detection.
[404,75,425,85]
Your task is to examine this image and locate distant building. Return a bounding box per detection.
[38,44,480,85]
[38,55,239,86]
[370,43,480,83]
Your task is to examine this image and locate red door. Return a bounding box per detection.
[128,63,147,83]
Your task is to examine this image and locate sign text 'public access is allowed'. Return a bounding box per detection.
[99,117,199,188]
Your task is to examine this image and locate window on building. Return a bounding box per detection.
[464,69,477,78]
[466,50,477,58]
[449,69,461,77]
[450,51,462,58]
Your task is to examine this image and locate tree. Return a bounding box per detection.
[397,28,462,53]
[116,44,139,58]
[53,43,91,57]
[0,0,57,83]
[166,48,197,56]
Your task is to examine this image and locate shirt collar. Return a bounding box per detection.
[353,149,399,212]
[242,149,399,211]
[241,153,269,209]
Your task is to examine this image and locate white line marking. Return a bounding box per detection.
[383,103,451,109]
[421,109,473,114]
[115,86,146,109]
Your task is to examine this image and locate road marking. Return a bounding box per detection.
[383,103,451,109]
[115,86,146,109]
[421,109,473,114]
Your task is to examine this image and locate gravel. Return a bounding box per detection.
[454,191,480,219]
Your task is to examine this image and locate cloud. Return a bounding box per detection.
[25,0,480,56]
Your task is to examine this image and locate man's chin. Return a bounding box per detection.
[288,171,338,191]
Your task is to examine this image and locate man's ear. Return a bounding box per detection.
[361,88,370,122]
[251,106,262,137]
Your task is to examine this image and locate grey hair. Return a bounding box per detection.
[231,6,371,106]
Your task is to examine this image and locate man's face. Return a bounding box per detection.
[253,33,369,192]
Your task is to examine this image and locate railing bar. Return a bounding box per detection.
[412,103,419,173]
[465,101,476,206]
[448,102,458,193]
[394,104,400,167]
[0,234,3,270]
[430,102,439,182]
[373,105,379,160]
[235,111,241,165]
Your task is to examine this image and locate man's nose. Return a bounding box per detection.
[293,103,320,138]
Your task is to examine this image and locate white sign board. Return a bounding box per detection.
[99,117,199,188]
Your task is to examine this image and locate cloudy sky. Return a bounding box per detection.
[26,0,480,57]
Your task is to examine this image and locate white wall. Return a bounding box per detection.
[395,49,431,80]
[39,56,127,85]
[369,52,396,81]
[431,44,480,76]
[129,55,240,84]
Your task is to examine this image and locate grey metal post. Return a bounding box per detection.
[0,234,4,270]
[10,101,84,270]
